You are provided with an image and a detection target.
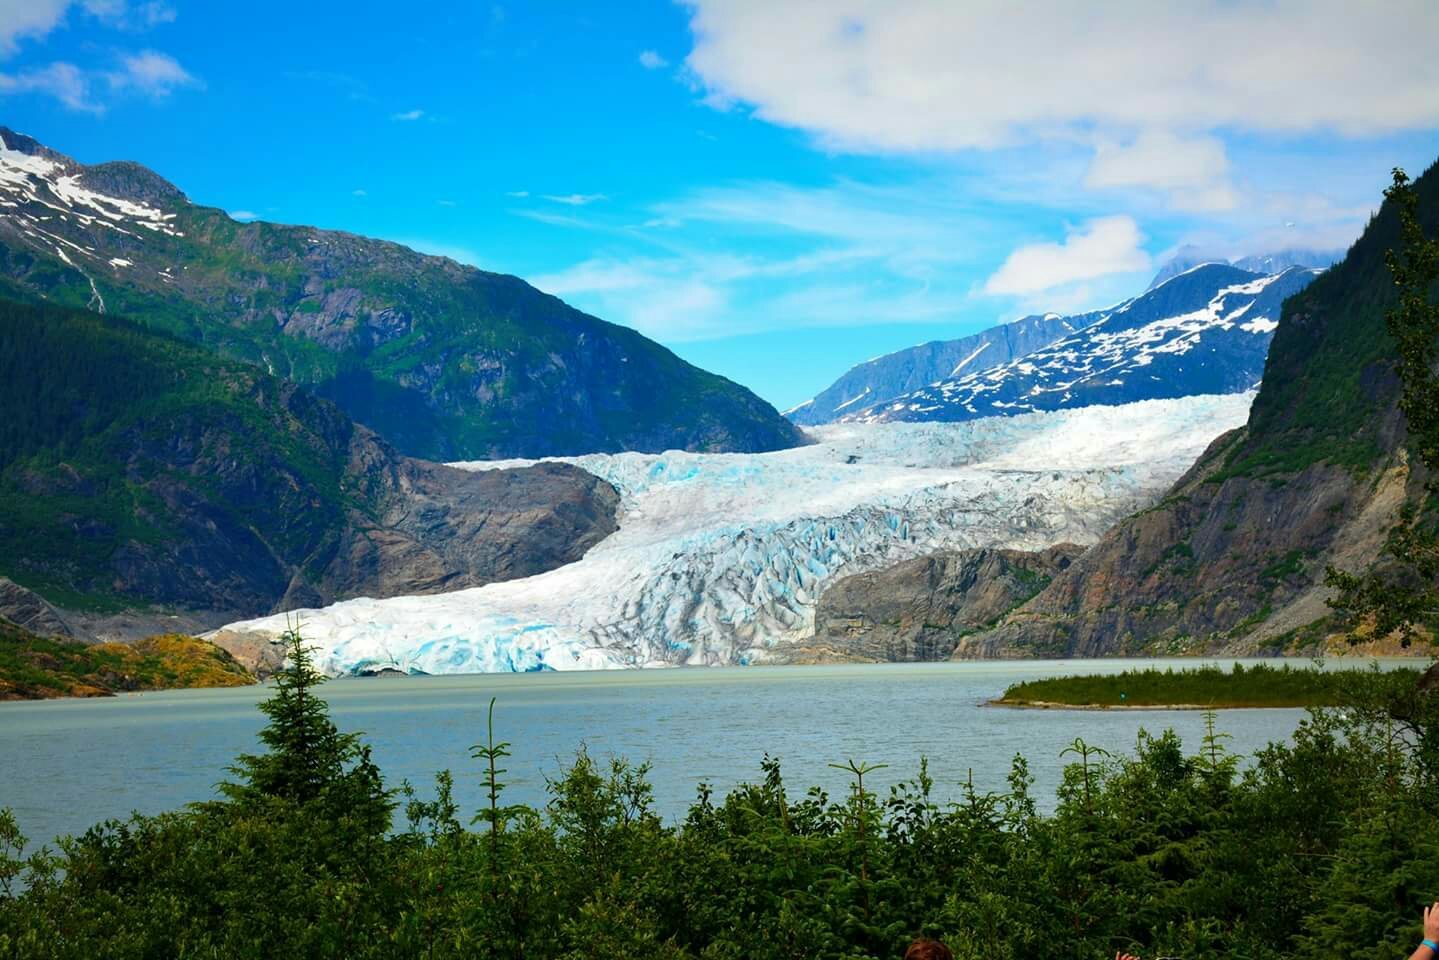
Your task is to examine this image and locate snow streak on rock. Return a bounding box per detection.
[217,394,1254,675]
[840,264,1318,424]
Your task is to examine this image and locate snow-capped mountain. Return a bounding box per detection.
[1145,246,1340,290]
[837,263,1319,425]
[0,128,804,460]
[212,393,1253,675]
[786,312,1094,426]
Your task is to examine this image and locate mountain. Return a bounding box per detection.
[951,159,1439,658]
[838,263,1319,424]
[785,312,1093,426]
[210,394,1251,675]
[0,297,620,618]
[806,544,1083,662]
[0,128,804,459]
[1145,246,1341,290]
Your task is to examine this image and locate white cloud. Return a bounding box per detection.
[106,49,196,97]
[83,0,174,29]
[984,216,1150,297]
[1085,130,1239,212]
[351,188,368,197]
[542,193,607,206]
[391,108,424,121]
[228,209,258,221]
[0,0,71,56]
[504,189,529,198]
[684,1,1439,154]
[0,45,196,111]
[0,1,175,57]
[0,61,95,110]
[638,49,668,70]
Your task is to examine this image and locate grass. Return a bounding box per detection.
[0,621,255,700]
[995,662,1422,709]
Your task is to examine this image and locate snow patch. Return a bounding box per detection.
[217,394,1255,676]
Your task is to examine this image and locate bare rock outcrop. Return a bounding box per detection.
[810,544,1083,661]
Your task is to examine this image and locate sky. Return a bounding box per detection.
[3,1,1439,410]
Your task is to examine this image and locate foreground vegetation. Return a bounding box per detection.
[2,628,1437,959]
[995,662,1412,708]
[0,621,254,700]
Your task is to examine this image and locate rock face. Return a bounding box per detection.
[0,297,620,618]
[810,544,1083,661]
[952,158,1439,658]
[841,264,1319,425]
[0,576,74,638]
[210,394,1254,676]
[787,313,1091,425]
[0,128,804,459]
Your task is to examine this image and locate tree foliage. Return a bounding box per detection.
[2,657,1439,959]
[1327,168,1439,645]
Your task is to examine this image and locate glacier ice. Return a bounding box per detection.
[215,394,1254,675]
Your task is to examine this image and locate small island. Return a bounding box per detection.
[993,661,1418,710]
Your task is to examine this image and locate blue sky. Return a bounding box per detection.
[4,1,1439,410]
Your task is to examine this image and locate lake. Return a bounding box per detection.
[0,658,1392,850]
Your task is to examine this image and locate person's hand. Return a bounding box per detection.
[1425,901,1439,941]
[1115,952,1140,960]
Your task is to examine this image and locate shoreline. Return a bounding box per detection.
[986,698,1314,711]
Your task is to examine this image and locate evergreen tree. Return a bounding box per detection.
[221,623,392,832]
[1328,168,1439,646]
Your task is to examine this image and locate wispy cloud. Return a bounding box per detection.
[351,188,368,197]
[105,49,197,97]
[0,47,197,112]
[638,49,668,70]
[504,190,529,198]
[228,209,259,221]
[542,193,608,206]
[0,61,94,110]
[391,108,424,121]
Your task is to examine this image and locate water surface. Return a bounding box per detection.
[0,658,1395,849]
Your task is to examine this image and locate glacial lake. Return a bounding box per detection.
[0,658,1406,850]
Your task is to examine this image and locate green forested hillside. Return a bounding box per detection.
[0,128,805,460]
[0,297,618,614]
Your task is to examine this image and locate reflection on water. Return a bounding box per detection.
[0,658,1401,848]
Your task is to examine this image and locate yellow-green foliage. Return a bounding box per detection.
[0,622,253,700]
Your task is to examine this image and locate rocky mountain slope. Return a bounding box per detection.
[0,297,620,618]
[212,394,1251,675]
[786,312,1093,425]
[950,160,1439,658]
[841,263,1319,425]
[806,544,1082,662]
[0,128,803,459]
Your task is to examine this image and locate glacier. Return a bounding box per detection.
[215,394,1254,675]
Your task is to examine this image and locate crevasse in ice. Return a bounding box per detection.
[216,393,1252,675]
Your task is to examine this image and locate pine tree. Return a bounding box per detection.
[221,623,391,830]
